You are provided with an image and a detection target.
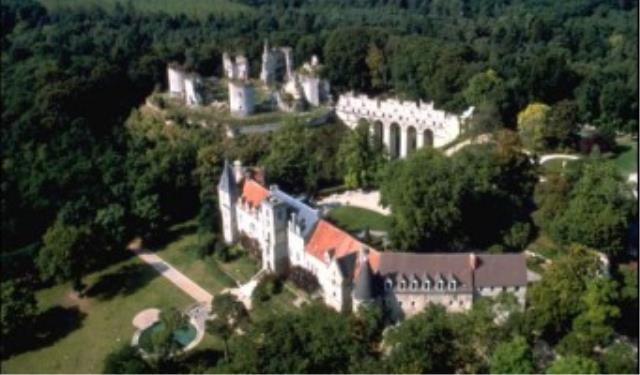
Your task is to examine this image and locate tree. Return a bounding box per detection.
[543,100,579,151]
[546,355,599,374]
[601,342,638,374]
[549,161,635,257]
[556,278,620,356]
[385,305,456,373]
[463,69,507,108]
[517,103,550,152]
[206,293,249,361]
[102,344,152,374]
[380,149,463,250]
[149,308,188,358]
[337,121,386,189]
[365,44,387,91]
[194,145,221,233]
[262,121,320,194]
[490,335,534,374]
[0,279,37,339]
[37,219,91,292]
[526,245,601,341]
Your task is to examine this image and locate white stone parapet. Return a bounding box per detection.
[336,92,474,156]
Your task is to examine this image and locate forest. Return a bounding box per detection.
[1,0,638,373]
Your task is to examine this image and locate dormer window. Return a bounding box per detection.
[411,279,419,290]
[424,278,431,291]
[399,279,407,290]
[448,279,457,291]
[437,279,444,291]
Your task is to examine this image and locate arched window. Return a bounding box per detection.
[437,279,444,291]
[424,279,431,291]
[400,279,406,290]
[411,279,419,290]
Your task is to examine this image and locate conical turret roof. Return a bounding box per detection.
[353,249,373,301]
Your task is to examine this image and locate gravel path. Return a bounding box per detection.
[129,247,213,307]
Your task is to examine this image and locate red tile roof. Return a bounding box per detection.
[305,220,380,272]
[240,179,269,208]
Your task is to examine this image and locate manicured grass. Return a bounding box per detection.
[154,232,237,293]
[327,205,391,233]
[39,0,254,18]
[540,158,575,174]
[251,287,298,321]
[217,251,260,284]
[1,256,195,374]
[613,140,638,176]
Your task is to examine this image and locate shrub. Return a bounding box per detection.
[239,232,261,260]
[252,274,283,305]
[194,232,216,260]
[287,266,320,294]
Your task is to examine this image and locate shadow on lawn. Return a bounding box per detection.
[85,263,158,301]
[2,306,86,359]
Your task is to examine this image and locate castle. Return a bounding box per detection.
[218,160,527,319]
[336,93,474,157]
[166,41,331,118]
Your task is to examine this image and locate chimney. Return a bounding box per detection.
[468,253,477,270]
[233,160,243,183]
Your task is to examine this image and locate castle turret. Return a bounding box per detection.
[353,246,374,312]
[260,40,275,84]
[184,74,204,106]
[218,160,239,243]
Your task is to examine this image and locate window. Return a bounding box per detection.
[424,279,431,291]
[448,279,457,291]
[385,279,393,291]
[411,301,415,307]
[502,286,507,292]
[437,280,444,291]
[400,280,406,290]
[411,280,419,290]
[515,286,520,292]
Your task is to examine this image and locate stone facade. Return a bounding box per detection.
[228,81,255,117]
[218,160,528,319]
[166,64,204,106]
[336,92,474,157]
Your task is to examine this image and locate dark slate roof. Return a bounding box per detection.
[378,253,474,292]
[271,187,319,238]
[336,252,357,280]
[353,255,373,301]
[218,160,237,196]
[474,253,528,287]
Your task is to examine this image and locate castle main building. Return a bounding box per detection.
[218,160,527,318]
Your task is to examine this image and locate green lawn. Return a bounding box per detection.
[39,0,254,18]
[154,232,237,293]
[1,256,195,373]
[327,205,391,233]
[613,140,638,176]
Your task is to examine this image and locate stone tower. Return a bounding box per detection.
[261,188,289,274]
[167,64,186,97]
[218,160,238,244]
[352,246,374,312]
[228,80,255,117]
[260,40,275,84]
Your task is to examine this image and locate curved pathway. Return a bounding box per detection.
[539,154,580,164]
[317,190,390,215]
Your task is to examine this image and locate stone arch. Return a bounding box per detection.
[422,129,434,148]
[390,123,401,158]
[407,126,417,155]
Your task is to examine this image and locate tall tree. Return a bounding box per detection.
[37,219,91,293]
[489,335,534,374]
[206,293,249,361]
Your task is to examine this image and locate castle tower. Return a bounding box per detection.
[352,246,374,312]
[261,188,289,274]
[260,40,275,84]
[184,74,204,106]
[218,160,239,243]
[236,55,249,81]
[281,47,294,81]
[228,81,255,117]
[302,76,321,107]
[167,64,186,97]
